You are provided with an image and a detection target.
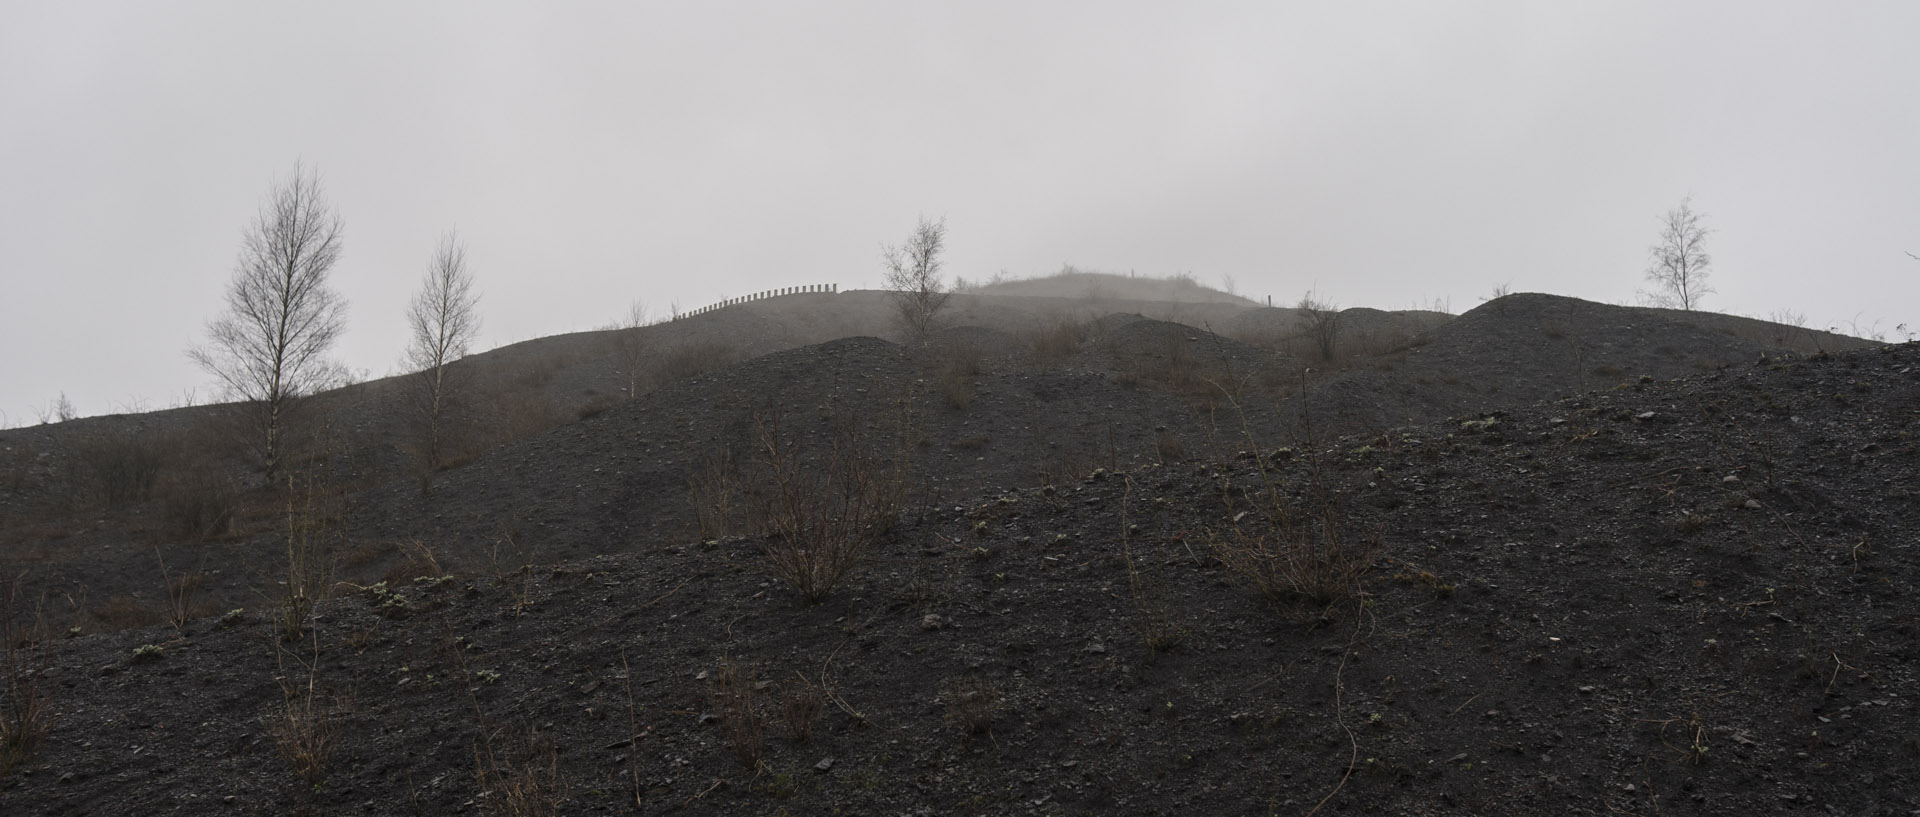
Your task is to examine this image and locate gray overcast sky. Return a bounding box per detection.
[3,1,1917,423]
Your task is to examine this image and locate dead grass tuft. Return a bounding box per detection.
[706,658,766,769]
[1,574,56,779]
[1121,476,1185,655]
[474,725,564,817]
[941,675,1003,741]
[155,548,206,632]
[782,679,824,743]
[264,637,346,791]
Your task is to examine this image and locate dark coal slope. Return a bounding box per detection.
[7,342,1914,817]
[356,336,919,556]
[1080,314,1295,388]
[353,328,1262,570]
[1291,293,1883,437]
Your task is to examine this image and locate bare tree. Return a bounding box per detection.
[189,164,347,475]
[404,231,481,473]
[883,216,951,344]
[613,300,651,399]
[1644,197,1713,311]
[1297,291,1341,363]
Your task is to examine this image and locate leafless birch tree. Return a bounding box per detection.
[404,232,481,472]
[883,217,951,344]
[189,164,347,476]
[1644,197,1713,311]
[613,300,651,399]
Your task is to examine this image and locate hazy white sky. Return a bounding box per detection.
[3,1,1916,423]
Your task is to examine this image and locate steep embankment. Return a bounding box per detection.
[4,341,1912,816]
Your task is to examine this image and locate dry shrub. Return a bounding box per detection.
[1205,382,1375,607]
[1210,503,1374,606]
[933,340,983,410]
[1296,294,1342,363]
[76,430,172,507]
[575,395,617,421]
[475,726,564,817]
[687,446,745,540]
[1111,331,1243,409]
[938,339,983,376]
[706,658,765,769]
[265,686,342,790]
[1022,316,1094,364]
[783,683,823,743]
[161,470,239,540]
[277,461,344,642]
[157,554,207,632]
[655,341,739,384]
[751,405,911,603]
[380,540,450,586]
[493,391,565,444]
[1,574,56,779]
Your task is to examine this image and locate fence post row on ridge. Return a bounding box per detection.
[671,283,839,320]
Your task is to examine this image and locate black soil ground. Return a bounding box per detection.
[1,287,1912,816]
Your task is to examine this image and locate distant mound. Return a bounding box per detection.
[1082,316,1294,400]
[964,270,1257,306]
[1285,293,1881,437]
